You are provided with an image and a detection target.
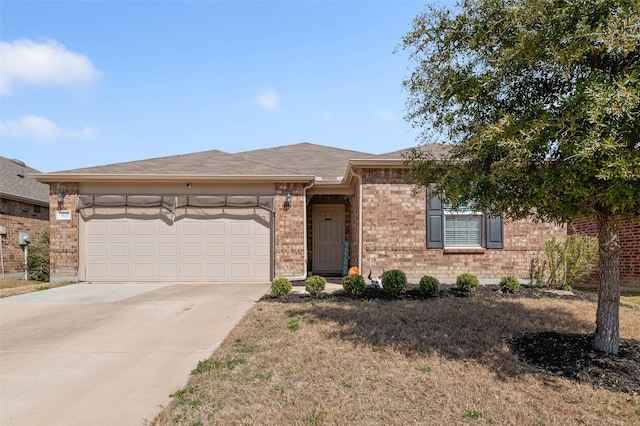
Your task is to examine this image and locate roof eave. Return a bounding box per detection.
[0,192,50,207]
[29,173,316,184]
[340,159,408,185]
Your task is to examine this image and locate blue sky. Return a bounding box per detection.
[1,1,448,173]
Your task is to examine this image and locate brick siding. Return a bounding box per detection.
[48,183,79,282]
[569,218,640,290]
[0,198,49,278]
[274,183,306,278]
[358,168,565,282]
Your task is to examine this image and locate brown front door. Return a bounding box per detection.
[312,204,345,274]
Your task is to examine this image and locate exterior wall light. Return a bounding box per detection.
[284,192,292,210]
[57,192,66,207]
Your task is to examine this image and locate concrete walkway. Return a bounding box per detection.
[0,282,269,426]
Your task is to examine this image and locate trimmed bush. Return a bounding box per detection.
[305,275,327,297]
[270,277,292,297]
[381,269,407,297]
[419,275,440,296]
[343,274,365,296]
[27,228,50,282]
[456,273,479,292]
[499,275,521,293]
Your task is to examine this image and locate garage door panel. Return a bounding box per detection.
[183,264,202,277]
[112,263,131,277]
[135,242,154,256]
[206,263,225,278]
[231,242,249,256]
[87,242,106,256]
[183,222,202,235]
[158,242,177,256]
[158,264,178,278]
[231,263,249,278]
[134,264,153,278]
[84,213,271,282]
[111,222,129,235]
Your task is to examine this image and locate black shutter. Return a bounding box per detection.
[426,186,444,248]
[485,213,504,249]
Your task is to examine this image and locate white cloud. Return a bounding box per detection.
[252,88,280,111]
[374,109,397,123]
[0,114,95,140]
[0,38,101,95]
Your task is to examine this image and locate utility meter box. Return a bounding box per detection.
[19,232,30,245]
[0,226,6,235]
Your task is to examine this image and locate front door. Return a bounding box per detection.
[312,204,345,274]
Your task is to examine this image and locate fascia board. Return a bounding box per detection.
[340,159,409,185]
[29,173,316,184]
[0,192,50,207]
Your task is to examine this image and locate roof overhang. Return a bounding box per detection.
[0,192,49,207]
[341,158,409,185]
[30,173,316,184]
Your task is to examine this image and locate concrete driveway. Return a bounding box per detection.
[0,282,269,426]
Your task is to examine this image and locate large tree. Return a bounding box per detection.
[401,0,640,354]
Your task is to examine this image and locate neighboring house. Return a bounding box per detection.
[569,219,640,290]
[0,157,50,279]
[32,142,564,284]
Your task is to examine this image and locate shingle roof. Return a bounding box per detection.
[234,142,380,181]
[56,149,298,177]
[0,157,49,205]
[33,142,450,183]
[377,144,451,160]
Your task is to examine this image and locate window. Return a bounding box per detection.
[33,205,41,213]
[444,206,482,247]
[426,185,503,249]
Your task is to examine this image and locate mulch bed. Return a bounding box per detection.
[262,283,640,396]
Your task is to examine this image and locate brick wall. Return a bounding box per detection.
[349,187,360,270]
[569,218,640,290]
[358,168,565,282]
[0,198,49,278]
[274,183,306,278]
[48,183,79,282]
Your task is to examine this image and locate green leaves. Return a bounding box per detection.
[401,0,640,223]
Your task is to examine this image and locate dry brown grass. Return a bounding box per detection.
[152,296,640,426]
[0,278,68,298]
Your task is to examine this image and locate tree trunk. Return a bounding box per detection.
[593,214,620,354]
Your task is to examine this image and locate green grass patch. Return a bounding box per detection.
[190,357,245,375]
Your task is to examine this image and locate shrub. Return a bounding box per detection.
[305,275,326,297]
[270,277,292,297]
[27,228,50,282]
[499,275,520,293]
[381,269,407,297]
[419,275,440,296]
[545,235,598,290]
[343,274,365,296]
[456,273,479,292]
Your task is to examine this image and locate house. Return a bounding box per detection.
[31,142,565,284]
[569,219,640,290]
[0,157,50,279]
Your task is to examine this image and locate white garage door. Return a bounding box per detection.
[83,213,271,282]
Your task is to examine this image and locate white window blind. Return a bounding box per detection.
[444,204,482,247]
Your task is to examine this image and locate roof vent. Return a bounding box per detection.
[17,169,25,178]
[11,159,26,167]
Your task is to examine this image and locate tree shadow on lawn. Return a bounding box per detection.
[276,293,640,395]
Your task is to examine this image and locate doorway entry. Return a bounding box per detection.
[312,204,345,275]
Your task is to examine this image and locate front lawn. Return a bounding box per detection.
[151,286,640,425]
